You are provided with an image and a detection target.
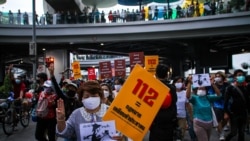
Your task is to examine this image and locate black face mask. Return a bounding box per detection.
[67,90,76,97]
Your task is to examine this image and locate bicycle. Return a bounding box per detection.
[0,97,13,135]
[1,97,31,135]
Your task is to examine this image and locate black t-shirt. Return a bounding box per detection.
[224,84,250,115]
[151,80,177,127]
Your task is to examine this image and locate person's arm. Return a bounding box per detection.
[211,83,221,96]
[185,102,194,121]
[186,76,192,99]
[210,76,221,96]
[8,64,15,81]
[48,64,66,100]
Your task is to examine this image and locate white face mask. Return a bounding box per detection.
[103,91,109,98]
[175,83,182,89]
[214,77,222,82]
[82,97,100,110]
[114,85,121,91]
[197,90,206,96]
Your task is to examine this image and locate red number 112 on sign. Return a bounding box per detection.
[132,79,159,107]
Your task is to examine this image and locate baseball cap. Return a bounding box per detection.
[43,80,53,87]
[63,79,72,84]
[66,82,78,89]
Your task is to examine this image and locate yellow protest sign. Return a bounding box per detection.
[72,61,82,80]
[145,55,159,75]
[103,64,170,141]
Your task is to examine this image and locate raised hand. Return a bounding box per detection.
[48,63,55,76]
[210,75,215,84]
[56,98,65,121]
[187,75,193,84]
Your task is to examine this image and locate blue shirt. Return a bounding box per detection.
[207,83,229,109]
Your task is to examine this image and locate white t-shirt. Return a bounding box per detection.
[176,90,188,118]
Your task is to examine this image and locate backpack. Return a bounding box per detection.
[36,92,57,118]
[36,92,49,118]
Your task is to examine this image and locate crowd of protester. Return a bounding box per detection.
[0,0,249,25]
[0,62,250,141]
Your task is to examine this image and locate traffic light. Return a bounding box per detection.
[45,57,54,67]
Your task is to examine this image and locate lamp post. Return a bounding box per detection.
[31,0,37,79]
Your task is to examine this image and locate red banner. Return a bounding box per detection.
[129,52,144,70]
[87,67,96,80]
[114,59,126,77]
[99,61,112,79]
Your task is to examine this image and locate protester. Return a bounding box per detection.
[56,81,124,141]
[149,64,177,141]
[224,69,250,141]
[35,72,48,99]
[35,80,58,141]
[173,76,189,140]
[8,64,27,129]
[207,71,230,140]
[48,64,82,141]
[186,75,221,141]
[100,83,114,105]
[113,77,124,97]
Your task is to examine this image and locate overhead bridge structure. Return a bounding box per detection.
[0,11,250,79]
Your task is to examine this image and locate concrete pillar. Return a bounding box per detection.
[46,49,69,82]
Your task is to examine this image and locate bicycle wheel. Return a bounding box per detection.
[19,110,30,127]
[2,110,14,135]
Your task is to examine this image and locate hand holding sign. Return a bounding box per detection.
[192,73,211,88]
[103,64,170,141]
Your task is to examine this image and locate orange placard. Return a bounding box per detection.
[72,61,82,79]
[103,64,170,141]
[145,55,159,75]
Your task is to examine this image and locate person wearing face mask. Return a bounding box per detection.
[224,69,250,141]
[113,78,124,97]
[35,72,48,100]
[8,64,26,100]
[56,81,124,141]
[226,74,234,84]
[100,83,114,105]
[61,79,72,95]
[35,80,58,141]
[173,76,189,140]
[207,71,230,141]
[8,64,27,129]
[186,75,221,141]
[48,64,82,141]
